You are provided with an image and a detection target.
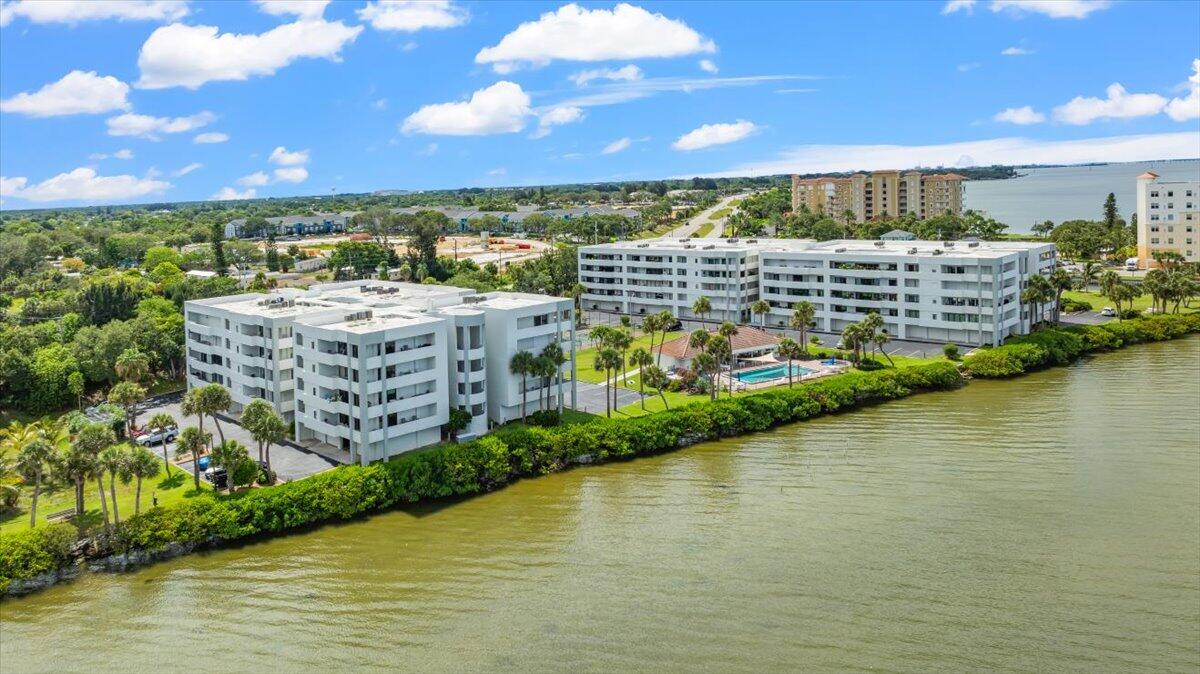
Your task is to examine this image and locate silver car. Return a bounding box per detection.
[135,426,179,446]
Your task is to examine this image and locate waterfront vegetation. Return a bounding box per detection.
[2,312,1197,594]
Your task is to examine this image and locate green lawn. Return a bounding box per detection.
[709,207,732,221]
[0,464,212,534]
[575,331,683,383]
[693,222,715,237]
[1061,289,1154,312]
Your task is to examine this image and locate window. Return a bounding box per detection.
[904,263,919,272]
[905,309,919,318]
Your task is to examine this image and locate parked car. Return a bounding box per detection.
[1100,307,1116,317]
[134,426,178,446]
[204,466,227,490]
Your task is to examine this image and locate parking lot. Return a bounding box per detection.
[133,392,340,482]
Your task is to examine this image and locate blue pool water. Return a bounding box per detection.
[733,364,813,384]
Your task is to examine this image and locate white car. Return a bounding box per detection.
[1100,307,1116,317]
[135,426,179,446]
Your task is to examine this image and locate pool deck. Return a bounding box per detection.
[719,357,850,393]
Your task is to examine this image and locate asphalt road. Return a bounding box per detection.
[664,193,748,239]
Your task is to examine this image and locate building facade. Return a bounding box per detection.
[791,171,965,223]
[185,281,575,464]
[579,237,1056,347]
[1136,171,1199,268]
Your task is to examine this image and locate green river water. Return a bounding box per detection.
[2,338,1198,673]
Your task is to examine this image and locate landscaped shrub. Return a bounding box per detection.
[962,349,1024,378]
[0,524,76,592]
[943,343,960,360]
[1060,297,1093,313]
[526,410,561,427]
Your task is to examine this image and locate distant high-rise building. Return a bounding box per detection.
[1135,171,1199,268]
[791,171,964,223]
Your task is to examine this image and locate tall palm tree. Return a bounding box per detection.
[1075,260,1100,291]
[127,446,161,516]
[776,337,802,388]
[146,412,176,475]
[1048,268,1073,323]
[717,321,739,397]
[58,444,95,521]
[16,438,54,528]
[608,327,633,398]
[75,423,116,528]
[628,347,653,411]
[239,399,274,464]
[861,313,884,361]
[509,351,535,421]
[751,299,771,327]
[256,413,288,477]
[115,347,151,384]
[693,352,718,400]
[176,426,210,492]
[640,314,660,367]
[594,348,622,417]
[98,445,131,526]
[0,421,36,514]
[692,296,711,324]
[704,339,730,401]
[642,365,671,410]
[790,301,815,354]
[873,331,894,366]
[108,381,147,438]
[653,310,673,365]
[539,342,566,413]
[198,384,233,447]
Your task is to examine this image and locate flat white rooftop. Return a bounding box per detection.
[584,237,1051,260]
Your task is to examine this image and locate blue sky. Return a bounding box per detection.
[1,0,1198,207]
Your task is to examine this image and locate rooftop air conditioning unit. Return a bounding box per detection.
[874,241,885,247]
[835,247,847,253]
[932,249,944,255]
[636,243,649,248]
[968,241,980,248]
[908,248,918,255]
[746,239,758,244]
[944,242,955,248]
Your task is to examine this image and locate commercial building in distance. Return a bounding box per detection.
[579,237,1056,347]
[185,281,575,463]
[1136,171,1199,268]
[791,171,965,223]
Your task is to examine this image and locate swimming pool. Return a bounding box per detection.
[733,364,814,384]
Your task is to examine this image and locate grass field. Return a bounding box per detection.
[1061,289,1154,312]
[693,222,715,237]
[575,330,683,382]
[708,207,732,221]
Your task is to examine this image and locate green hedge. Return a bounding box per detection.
[963,313,1200,379]
[0,524,76,592]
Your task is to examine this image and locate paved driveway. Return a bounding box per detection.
[135,392,339,482]
[573,381,643,416]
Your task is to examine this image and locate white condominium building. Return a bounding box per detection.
[1136,171,1199,268]
[185,281,575,464]
[579,238,1057,347]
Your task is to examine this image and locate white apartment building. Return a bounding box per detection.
[579,238,1057,347]
[1136,171,1199,268]
[185,281,575,464]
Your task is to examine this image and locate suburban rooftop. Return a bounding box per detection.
[584,237,1052,258]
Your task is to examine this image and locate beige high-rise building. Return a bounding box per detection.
[1136,171,1199,268]
[791,171,964,223]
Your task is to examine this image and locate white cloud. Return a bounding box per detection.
[88,148,135,160]
[193,132,229,144]
[553,74,814,109]
[957,62,980,73]
[269,146,310,165]
[994,105,1046,124]
[173,162,202,176]
[990,0,1110,19]
[696,132,1200,178]
[402,81,531,136]
[417,143,438,156]
[1166,59,1200,122]
[0,71,130,118]
[238,171,271,187]
[0,0,188,27]
[357,0,467,32]
[254,0,329,20]
[941,0,976,14]
[475,3,715,73]
[672,119,759,151]
[211,186,256,201]
[775,88,818,94]
[1052,83,1167,125]
[0,167,170,203]
[698,59,718,74]
[569,64,643,87]
[602,137,632,155]
[272,167,308,183]
[531,105,584,138]
[401,40,418,51]
[1001,46,1033,55]
[106,111,216,139]
[136,19,362,89]
[487,167,507,176]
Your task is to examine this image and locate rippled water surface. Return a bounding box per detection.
[3,338,1199,673]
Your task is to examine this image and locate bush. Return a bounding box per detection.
[0,524,76,592]
[526,410,561,427]
[1060,297,1093,313]
[1119,308,1140,320]
[962,349,1024,378]
[943,343,960,360]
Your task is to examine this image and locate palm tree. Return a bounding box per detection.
[107,381,147,438]
[717,321,739,397]
[640,314,660,367]
[692,296,711,324]
[146,412,176,475]
[840,324,864,364]
[776,338,802,388]
[608,326,633,395]
[58,444,95,521]
[1048,268,1073,323]
[509,351,535,421]
[239,399,274,464]
[790,301,815,355]
[861,313,884,361]
[176,426,210,492]
[704,339,730,401]
[0,421,36,514]
[1023,275,1054,329]
[628,347,653,410]
[653,310,673,364]
[693,352,718,400]
[1075,260,1100,291]
[115,347,151,384]
[16,438,54,527]
[127,446,161,516]
[750,299,770,327]
[594,347,622,417]
[642,365,671,410]
[75,423,116,528]
[540,342,566,414]
[98,444,131,526]
[874,331,894,366]
[256,413,288,477]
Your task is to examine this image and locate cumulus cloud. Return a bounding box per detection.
[105,111,216,139]
[602,137,632,155]
[272,167,308,183]
[1052,83,1167,125]
[254,0,329,20]
[475,3,715,73]
[698,59,718,74]
[672,120,759,151]
[486,167,507,176]
[0,0,188,27]
[173,162,203,176]
[994,105,1046,124]
[943,0,1110,18]
[0,167,170,203]
[193,132,229,143]
[0,71,130,117]
[402,81,531,135]
[530,105,584,138]
[211,186,256,201]
[1166,59,1200,122]
[269,146,310,165]
[569,64,643,87]
[357,0,467,31]
[136,19,362,89]
[1001,46,1033,55]
[695,132,1200,178]
[238,171,271,187]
